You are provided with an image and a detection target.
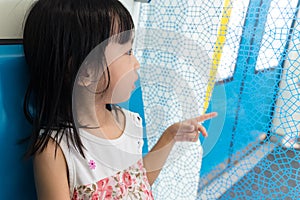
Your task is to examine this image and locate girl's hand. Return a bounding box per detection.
[144,112,217,183]
[165,112,218,142]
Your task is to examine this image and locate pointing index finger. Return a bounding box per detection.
[195,112,218,122]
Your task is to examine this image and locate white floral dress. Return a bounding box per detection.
[54,108,153,200]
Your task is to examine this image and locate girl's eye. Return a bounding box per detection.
[126,49,133,56]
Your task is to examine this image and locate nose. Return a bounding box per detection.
[133,55,140,70]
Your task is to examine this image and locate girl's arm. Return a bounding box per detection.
[143,129,175,186]
[33,139,70,200]
[143,112,217,185]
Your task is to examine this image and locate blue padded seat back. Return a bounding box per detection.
[0,44,36,199]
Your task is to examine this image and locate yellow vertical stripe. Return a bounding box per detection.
[203,0,233,114]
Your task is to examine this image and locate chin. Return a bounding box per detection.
[111,86,136,103]
[110,94,132,104]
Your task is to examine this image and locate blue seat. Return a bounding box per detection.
[0,44,36,199]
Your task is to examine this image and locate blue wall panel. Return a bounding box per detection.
[0,45,36,200]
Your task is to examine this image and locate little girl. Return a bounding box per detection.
[23,0,217,199]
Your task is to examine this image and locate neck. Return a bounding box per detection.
[95,103,112,127]
[94,102,125,139]
[73,86,110,128]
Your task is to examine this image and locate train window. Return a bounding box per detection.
[215,0,250,82]
[255,0,298,72]
[0,0,142,41]
[0,0,36,40]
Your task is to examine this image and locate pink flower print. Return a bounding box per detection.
[119,184,127,195]
[137,159,143,170]
[122,172,132,187]
[91,192,99,200]
[132,177,137,185]
[89,160,96,170]
[96,178,113,199]
[104,186,113,199]
[97,178,109,191]
[143,175,149,184]
[72,189,78,200]
[141,183,152,198]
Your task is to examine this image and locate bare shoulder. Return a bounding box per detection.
[34,137,64,161]
[34,138,71,200]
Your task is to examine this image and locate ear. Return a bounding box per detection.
[77,65,106,88]
[77,67,98,87]
[77,76,92,87]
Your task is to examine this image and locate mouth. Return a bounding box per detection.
[133,74,139,83]
[132,78,138,90]
[132,72,139,89]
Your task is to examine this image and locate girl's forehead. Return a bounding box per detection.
[106,40,132,52]
[106,31,134,49]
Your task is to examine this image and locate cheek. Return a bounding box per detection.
[108,78,133,103]
[110,69,134,90]
[106,66,136,103]
[109,61,135,87]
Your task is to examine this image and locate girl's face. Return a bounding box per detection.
[101,39,140,104]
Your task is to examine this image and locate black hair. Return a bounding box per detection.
[23,0,134,158]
